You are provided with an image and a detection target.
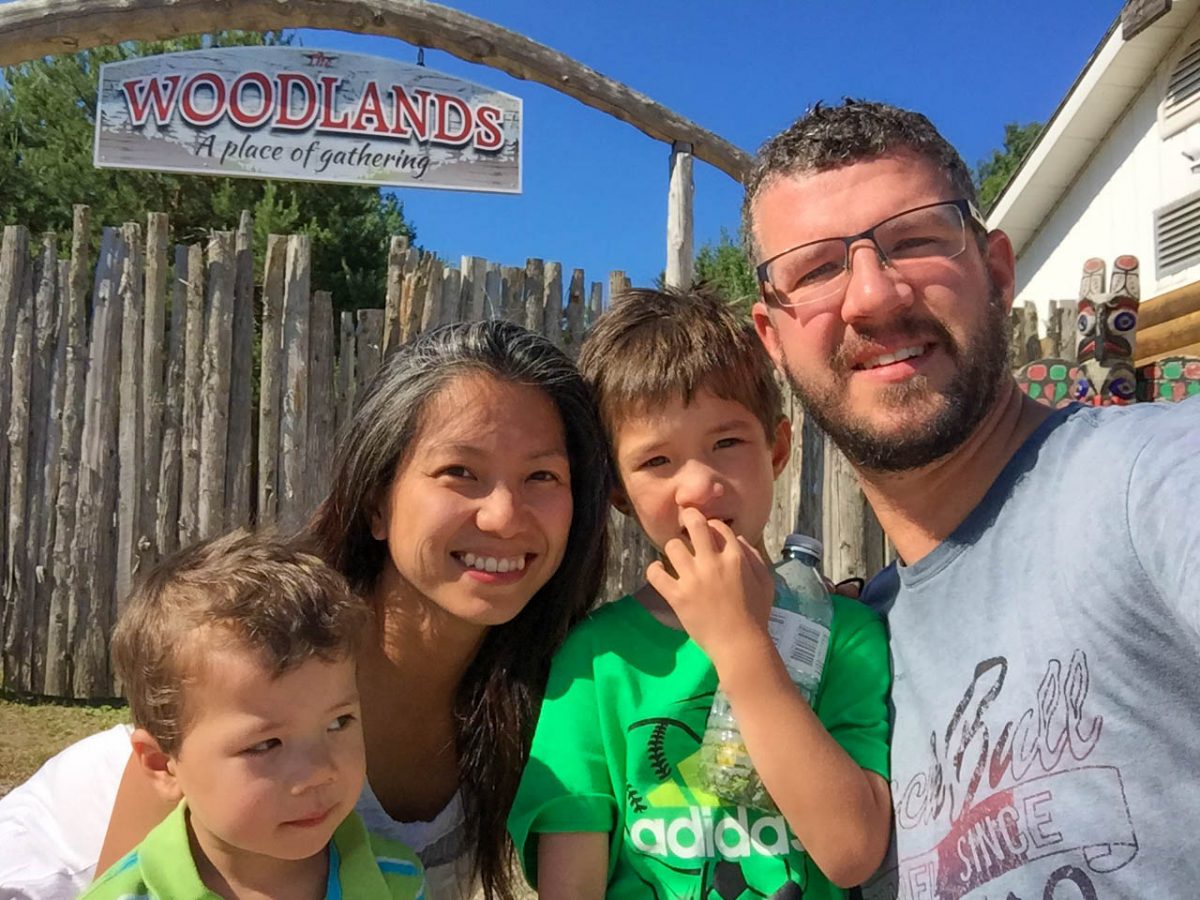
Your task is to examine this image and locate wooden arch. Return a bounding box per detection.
[0,0,752,183]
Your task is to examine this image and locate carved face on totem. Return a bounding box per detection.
[1074,255,1139,405]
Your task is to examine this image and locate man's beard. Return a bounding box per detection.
[781,280,1011,472]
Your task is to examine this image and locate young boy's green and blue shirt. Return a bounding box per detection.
[509,593,890,900]
[82,800,426,899]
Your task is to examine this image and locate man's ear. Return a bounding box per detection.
[610,485,634,518]
[770,417,793,478]
[129,728,183,804]
[984,229,1017,314]
[752,295,786,375]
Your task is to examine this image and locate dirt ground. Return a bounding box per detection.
[0,694,127,797]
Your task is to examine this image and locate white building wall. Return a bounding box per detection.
[1013,16,1200,327]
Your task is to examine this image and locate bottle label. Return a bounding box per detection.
[767,608,830,681]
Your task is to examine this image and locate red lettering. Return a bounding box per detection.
[389,86,431,140]
[120,75,183,127]
[275,73,318,130]
[228,72,274,128]
[350,81,391,134]
[432,93,473,146]
[318,76,351,129]
[473,105,504,150]
[179,72,227,127]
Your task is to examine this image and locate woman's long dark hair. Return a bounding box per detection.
[307,320,610,898]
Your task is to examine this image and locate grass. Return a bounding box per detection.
[0,693,127,796]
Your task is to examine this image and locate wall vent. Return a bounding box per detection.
[1155,190,1200,276]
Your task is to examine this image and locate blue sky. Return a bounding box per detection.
[293,1,1125,292]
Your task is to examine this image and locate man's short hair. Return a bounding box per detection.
[578,285,783,459]
[742,99,977,262]
[111,529,367,755]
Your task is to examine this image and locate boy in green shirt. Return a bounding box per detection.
[84,531,424,900]
[509,287,891,899]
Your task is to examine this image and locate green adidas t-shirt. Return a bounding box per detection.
[509,593,890,900]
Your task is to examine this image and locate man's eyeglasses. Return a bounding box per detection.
[756,199,987,308]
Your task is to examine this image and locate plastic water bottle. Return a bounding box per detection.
[697,534,833,811]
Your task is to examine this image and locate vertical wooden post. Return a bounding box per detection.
[278,234,312,535]
[197,231,235,540]
[763,389,803,559]
[336,310,357,434]
[608,270,630,309]
[45,206,90,696]
[665,141,695,289]
[71,227,125,697]
[795,410,825,545]
[178,244,205,548]
[588,282,603,327]
[565,268,586,354]
[822,443,868,585]
[225,211,255,531]
[116,221,145,611]
[543,262,563,346]
[308,290,335,516]
[1058,300,1077,360]
[156,244,188,559]
[420,259,443,336]
[462,256,487,321]
[3,250,34,689]
[140,213,169,567]
[28,239,61,691]
[383,235,407,355]
[0,226,31,600]
[524,258,545,335]
[355,308,384,394]
[257,235,287,529]
[439,267,462,329]
[502,265,525,324]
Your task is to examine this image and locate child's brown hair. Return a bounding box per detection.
[578,285,784,452]
[111,529,367,754]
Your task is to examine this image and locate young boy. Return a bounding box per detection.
[84,530,425,900]
[509,287,892,898]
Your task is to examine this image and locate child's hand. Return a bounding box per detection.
[646,507,775,670]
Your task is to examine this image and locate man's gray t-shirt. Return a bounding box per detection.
[860,397,1200,899]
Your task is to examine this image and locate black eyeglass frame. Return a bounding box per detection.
[754,198,988,300]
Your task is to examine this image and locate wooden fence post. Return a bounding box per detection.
[308,290,335,515]
[278,234,312,535]
[0,226,30,609]
[257,235,287,529]
[225,211,255,531]
[383,235,408,356]
[565,268,586,353]
[355,308,384,395]
[336,310,356,434]
[197,231,235,540]
[524,258,545,334]
[116,221,145,612]
[156,244,188,559]
[71,227,125,697]
[140,213,169,567]
[3,248,34,689]
[440,267,462,330]
[502,265,525,325]
[665,141,695,289]
[822,442,867,585]
[45,206,90,696]
[462,256,487,321]
[420,259,443,336]
[178,244,205,548]
[28,238,61,691]
[541,263,562,346]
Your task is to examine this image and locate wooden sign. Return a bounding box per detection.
[1121,0,1172,40]
[95,47,522,193]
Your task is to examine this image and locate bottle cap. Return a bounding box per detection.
[783,533,823,561]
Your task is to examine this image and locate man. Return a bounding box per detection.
[747,99,1200,899]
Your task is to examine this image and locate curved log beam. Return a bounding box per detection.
[0,0,752,182]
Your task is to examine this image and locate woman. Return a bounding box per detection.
[1,320,610,900]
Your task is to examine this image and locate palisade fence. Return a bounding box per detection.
[0,207,891,699]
